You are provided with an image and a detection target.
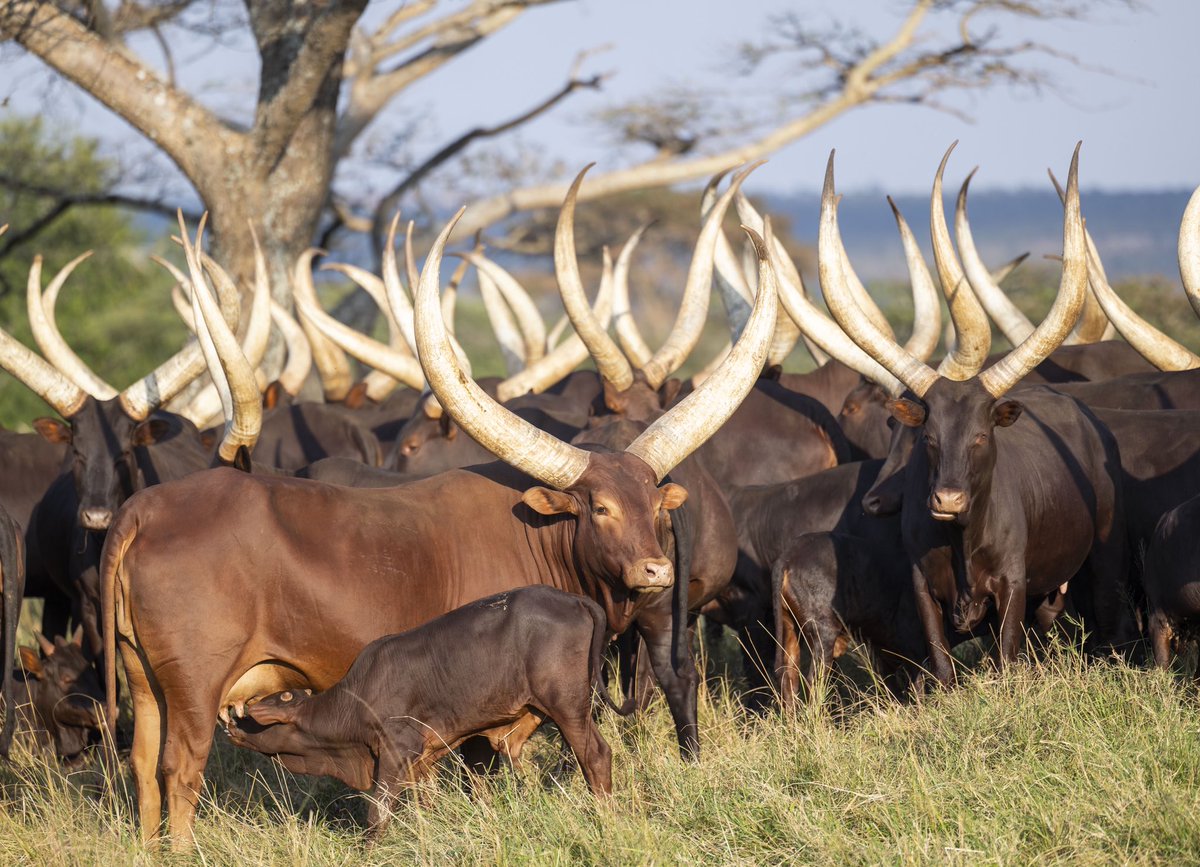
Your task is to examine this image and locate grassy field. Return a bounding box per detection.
[1,628,1199,865]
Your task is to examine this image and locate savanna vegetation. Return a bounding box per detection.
[4,609,1200,864]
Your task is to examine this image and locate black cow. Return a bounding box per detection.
[13,628,104,764]
[225,587,614,838]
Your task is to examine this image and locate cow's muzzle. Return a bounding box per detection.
[79,508,113,531]
[624,557,673,592]
[929,488,969,522]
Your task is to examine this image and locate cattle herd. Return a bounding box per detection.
[1,141,1199,849]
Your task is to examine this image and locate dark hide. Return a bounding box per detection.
[225,587,614,838]
[103,447,686,843]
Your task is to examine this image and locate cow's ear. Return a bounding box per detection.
[658,378,684,408]
[992,399,1023,428]
[263,381,285,410]
[762,364,783,382]
[132,418,172,446]
[33,417,71,444]
[886,398,926,428]
[18,647,43,679]
[232,446,254,474]
[522,487,577,516]
[199,429,218,451]
[343,381,370,410]
[659,483,688,511]
[438,414,458,441]
[602,379,628,414]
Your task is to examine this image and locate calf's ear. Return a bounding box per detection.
[33,418,72,444]
[18,647,43,679]
[886,398,926,428]
[991,399,1023,428]
[659,483,688,511]
[522,487,577,516]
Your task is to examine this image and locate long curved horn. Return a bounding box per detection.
[638,162,763,389]
[462,251,548,365]
[270,300,313,395]
[416,208,591,489]
[178,214,260,459]
[178,230,274,426]
[319,262,410,354]
[979,144,1087,398]
[1180,185,1200,319]
[611,224,654,369]
[292,249,353,401]
[295,290,426,390]
[814,193,896,346]
[125,260,233,421]
[1048,168,1115,343]
[0,324,86,417]
[26,253,118,399]
[707,178,753,342]
[475,258,527,375]
[954,170,1036,348]
[495,244,616,402]
[888,197,940,362]
[555,165,635,390]
[732,190,804,367]
[774,238,903,395]
[1085,244,1199,370]
[820,152,939,398]
[930,143,992,379]
[626,224,778,482]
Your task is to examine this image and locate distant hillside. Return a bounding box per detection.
[763,188,1193,283]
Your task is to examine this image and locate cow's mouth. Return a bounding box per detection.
[930,509,958,521]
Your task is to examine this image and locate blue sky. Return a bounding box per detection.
[2,0,1195,198]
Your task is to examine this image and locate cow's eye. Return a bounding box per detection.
[842,402,859,416]
[593,504,608,516]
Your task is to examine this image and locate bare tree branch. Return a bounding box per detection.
[368,53,608,256]
[335,0,562,158]
[0,0,237,185]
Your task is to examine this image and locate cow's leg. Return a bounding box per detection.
[554,713,612,796]
[120,642,164,843]
[993,575,1026,667]
[487,711,543,774]
[159,684,219,851]
[912,566,955,687]
[774,601,802,709]
[1148,609,1175,670]
[634,608,700,760]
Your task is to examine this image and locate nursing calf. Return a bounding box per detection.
[225,587,613,838]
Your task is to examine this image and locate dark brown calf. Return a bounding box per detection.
[225,586,613,837]
[773,531,923,705]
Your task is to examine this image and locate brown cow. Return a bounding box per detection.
[225,586,614,838]
[102,207,780,848]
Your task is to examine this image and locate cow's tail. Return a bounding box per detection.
[0,525,23,759]
[100,512,138,754]
[585,599,634,717]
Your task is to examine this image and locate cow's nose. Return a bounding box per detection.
[627,557,673,591]
[862,493,882,516]
[79,508,113,531]
[929,488,968,519]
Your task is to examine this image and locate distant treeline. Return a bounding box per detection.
[765,188,1193,282]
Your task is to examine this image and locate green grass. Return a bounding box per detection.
[3,627,1200,865]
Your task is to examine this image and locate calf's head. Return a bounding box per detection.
[17,629,104,761]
